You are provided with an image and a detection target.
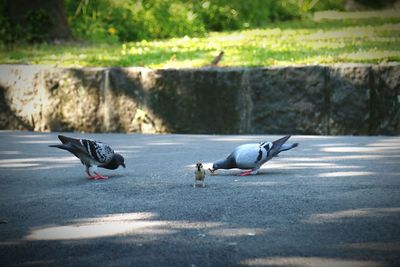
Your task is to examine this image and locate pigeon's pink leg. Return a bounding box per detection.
[238,170,252,176]
[238,169,259,176]
[92,172,108,180]
[86,172,108,180]
[86,166,108,180]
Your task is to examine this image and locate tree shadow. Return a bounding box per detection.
[0,85,33,131]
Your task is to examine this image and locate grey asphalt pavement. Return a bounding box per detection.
[0,131,399,267]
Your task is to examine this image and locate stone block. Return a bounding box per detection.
[248,66,328,134]
[148,68,243,133]
[370,64,400,135]
[329,64,371,135]
[0,65,48,130]
[42,68,104,132]
[107,67,164,133]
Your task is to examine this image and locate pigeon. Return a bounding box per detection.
[209,135,298,176]
[49,135,125,180]
[194,162,206,188]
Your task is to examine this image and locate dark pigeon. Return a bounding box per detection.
[49,135,125,179]
[210,135,298,176]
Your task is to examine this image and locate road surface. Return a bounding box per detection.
[0,131,399,266]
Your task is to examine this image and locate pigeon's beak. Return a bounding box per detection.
[121,163,126,168]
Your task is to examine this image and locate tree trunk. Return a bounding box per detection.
[7,0,72,41]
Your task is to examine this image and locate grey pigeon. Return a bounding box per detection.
[49,135,125,179]
[210,135,298,176]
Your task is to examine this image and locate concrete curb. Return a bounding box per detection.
[1,64,399,134]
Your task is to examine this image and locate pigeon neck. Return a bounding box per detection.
[214,157,236,170]
[101,157,119,170]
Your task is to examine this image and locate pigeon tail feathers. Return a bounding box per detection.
[49,144,69,150]
[269,135,291,157]
[58,135,82,146]
[49,142,89,158]
[58,135,72,144]
[272,135,291,148]
[279,142,298,152]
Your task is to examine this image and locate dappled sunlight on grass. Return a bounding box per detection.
[1,11,399,67]
[314,9,400,20]
[306,23,400,40]
[340,50,400,62]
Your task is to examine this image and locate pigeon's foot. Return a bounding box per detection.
[88,173,108,180]
[94,174,108,180]
[238,170,258,176]
[238,170,252,176]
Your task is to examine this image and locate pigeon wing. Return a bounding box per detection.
[232,144,261,169]
[79,139,115,164]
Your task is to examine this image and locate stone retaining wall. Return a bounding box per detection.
[0,64,399,135]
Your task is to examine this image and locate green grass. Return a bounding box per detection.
[1,10,399,68]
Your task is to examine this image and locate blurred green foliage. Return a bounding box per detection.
[0,0,395,46]
[64,0,347,43]
[25,10,53,43]
[65,0,206,42]
[0,2,53,45]
[2,12,399,67]
[0,2,12,45]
